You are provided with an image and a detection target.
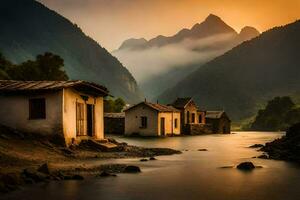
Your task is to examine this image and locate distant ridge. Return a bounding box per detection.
[117,14,258,50]
[158,20,300,120]
[114,14,260,100]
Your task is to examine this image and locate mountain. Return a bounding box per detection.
[158,20,300,120]
[118,38,148,51]
[113,14,260,99]
[238,26,260,41]
[118,14,242,50]
[0,0,143,103]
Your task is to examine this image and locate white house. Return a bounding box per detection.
[124,101,181,136]
[0,80,109,146]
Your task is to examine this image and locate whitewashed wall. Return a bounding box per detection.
[62,88,104,144]
[125,105,158,136]
[0,91,63,136]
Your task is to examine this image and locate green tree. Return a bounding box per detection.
[0,53,12,79]
[35,52,68,80]
[114,98,126,112]
[7,52,68,81]
[104,97,126,113]
[250,96,299,131]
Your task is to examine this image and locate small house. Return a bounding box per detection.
[205,111,231,134]
[171,97,208,134]
[104,112,125,134]
[124,101,181,136]
[0,80,109,146]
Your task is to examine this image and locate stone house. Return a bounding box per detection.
[124,101,181,136]
[0,80,109,146]
[171,97,208,134]
[104,112,125,134]
[205,111,231,134]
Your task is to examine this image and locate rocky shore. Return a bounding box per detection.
[0,125,181,194]
[260,123,300,162]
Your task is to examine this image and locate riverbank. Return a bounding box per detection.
[261,123,300,163]
[0,126,181,193]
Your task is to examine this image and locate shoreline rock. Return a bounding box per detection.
[261,123,300,163]
[249,144,264,148]
[123,166,141,173]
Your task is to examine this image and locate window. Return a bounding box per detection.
[191,113,195,123]
[29,98,46,119]
[140,116,147,128]
[174,118,178,128]
[199,115,202,123]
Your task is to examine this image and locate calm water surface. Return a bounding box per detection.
[3,132,300,200]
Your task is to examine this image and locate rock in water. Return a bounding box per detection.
[237,162,255,170]
[258,154,268,159]
[149,157,156,160]
[22,168,48,182]
[99,171,117,177]
[198,149,208,151]
[123,166,141,173]
[140,158,148,162]
[249,144,264,148]
[72,175,84,180]
[38,163,50,174]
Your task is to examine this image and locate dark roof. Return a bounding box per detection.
[125,101,180,113]
[0,80,109,96]
[171,97,193,108]
[104,113,125,118]
[205,111,225,119]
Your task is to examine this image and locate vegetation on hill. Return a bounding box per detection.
[104,97,126,113]
[158,20,300,120]
[249,96,300,131]
[0,53,11,79]
[0,52,68,81]
[0,0,142,103]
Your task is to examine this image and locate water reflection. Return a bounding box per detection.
[4,132,300,200]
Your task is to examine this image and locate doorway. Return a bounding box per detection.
[222,126,226,134]
[86,104,95,137]
[76,103,84,136]
[160,117,165,136]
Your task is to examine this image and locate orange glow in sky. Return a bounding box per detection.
[39,0,300,50]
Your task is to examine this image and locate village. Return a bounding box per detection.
[1,0,300,198]
[0,80,231,148]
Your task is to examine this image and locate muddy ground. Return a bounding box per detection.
[0,125,181,193]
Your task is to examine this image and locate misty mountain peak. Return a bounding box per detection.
[191,14,237,36]
[204,14,223,23]
[239,26,260,41]
[119,38,148,50]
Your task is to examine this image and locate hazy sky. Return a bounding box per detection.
[39,0,300,51]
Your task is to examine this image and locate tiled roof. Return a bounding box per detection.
[171,97,193,108]
[145,102,180,112]
[0,80,109,95]
[205,111,225,119]
[104,112,125,118]
[125,101,180,113]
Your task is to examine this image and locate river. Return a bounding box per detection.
[3,132,300,200]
